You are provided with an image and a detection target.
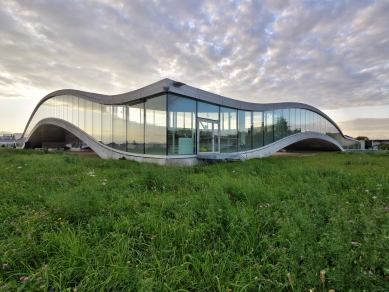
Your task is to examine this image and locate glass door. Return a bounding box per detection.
[197,119,220,153]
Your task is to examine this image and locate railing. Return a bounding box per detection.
[221,137,248,161]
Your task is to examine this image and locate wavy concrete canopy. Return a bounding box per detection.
[21,79,361,165]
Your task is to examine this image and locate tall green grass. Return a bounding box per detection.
[0,149,389,291]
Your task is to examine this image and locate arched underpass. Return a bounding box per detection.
[285,138,342,151]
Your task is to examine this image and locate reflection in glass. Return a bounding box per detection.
[238,110,252,150]
[168,95,196,155]
[274,109,282,141]
[145,95,166,155]
[289,108,295,134]
[72,96,78,127]
[66,96,73,123]
[282,108,289,138]
[102,105,112,146]
[79,98,85,132]
[199,120,215,152]
[220,107,237,153]
[85,100,93,136]
[127,103,144,153]
[198,102,219,120]
[92,102,101,141]
[264,111,273,145]
[295,108,301,133]
[113,105,126,151]
[253,111,263,148]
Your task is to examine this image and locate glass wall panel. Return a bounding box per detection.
[56,96,60,119]
[72,96,78,127]
[127,103,144,153]
[306,110,311,132]
[238,110,252,150]
[289,108,296,134]
[310,111,315,132]
[113,105,126,151]
[198,102,219,120]
[79,98,85,132]
[253,111,263,148]
[274,109,282,141]
[264,111,274,145]
[321,116,326,134]
[66,96,72,123]
[299,109,304,132]
[220,107,237,153]
[92,102,102,142]
[145,94,166,155]
[168,95,196,155]
[314,113,318,133]
[64,95,69,122]
[283,108,290,137]
[61,95,65,121]
[102,105,112,146]
[46,98,52,118]
[58,96,63,120]
[85,100,93,136]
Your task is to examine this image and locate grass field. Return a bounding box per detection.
[0,148,389,291]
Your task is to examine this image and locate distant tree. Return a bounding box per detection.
[378,143,389,150]
[355,136,372,149]
[355,136,369,141]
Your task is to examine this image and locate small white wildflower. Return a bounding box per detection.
[365,190,369,193]
[373,196,377,200]
[18,166,22,169]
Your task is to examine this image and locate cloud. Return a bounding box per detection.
[0,0,388,115]
[338,118,389,139]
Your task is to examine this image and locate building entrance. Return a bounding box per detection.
[197,119,220,153]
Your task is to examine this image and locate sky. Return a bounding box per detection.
[0,0,388,139]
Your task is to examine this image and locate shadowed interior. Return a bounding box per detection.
[28,124,81,148]
[286,138,341,151]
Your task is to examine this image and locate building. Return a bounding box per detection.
[0,133,23,147]
[371,139,389,150]
[19,79,361,165]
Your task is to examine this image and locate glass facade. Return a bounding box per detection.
[168,94,196,155]
[24,94,362,155]
[127,102,144,154]
[145,95,166,155]
[238,111,252,150]
[252,111,264,149]
[220,107,237,153]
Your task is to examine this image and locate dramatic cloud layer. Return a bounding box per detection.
[0,0,388,134]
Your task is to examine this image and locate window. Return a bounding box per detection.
[238,110,252,150]
[198,101,219,120]
[145,95,166,155]
[127,103,144,153]
[168,95,196,155]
